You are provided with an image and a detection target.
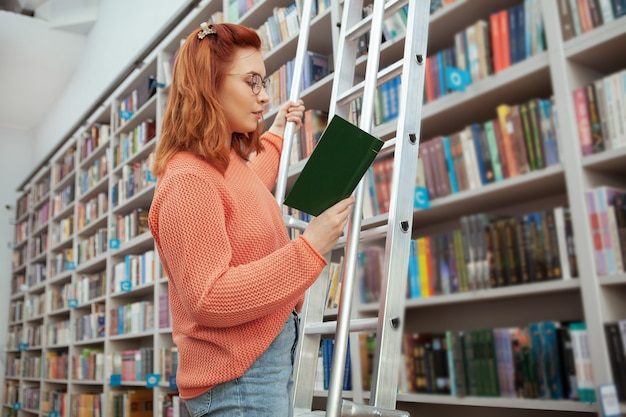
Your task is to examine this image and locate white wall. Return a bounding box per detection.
[33,0,192,162]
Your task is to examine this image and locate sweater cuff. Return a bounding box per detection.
[298,235,328,266]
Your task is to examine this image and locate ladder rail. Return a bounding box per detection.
[326,0,387,416]
[369,0,430,409]
[274,0,315,207]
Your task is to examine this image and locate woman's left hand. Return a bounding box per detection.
[268,100,305,138]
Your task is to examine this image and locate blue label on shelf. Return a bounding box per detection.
[147,171,156,183]
[66,261,76,270]
[49,411,59,417]
[18,343,28,351]
[68,299,78,308]
[169,375,177,390]
[109,239,120,249]
[445,66,471,92]
[12,402,21,410]
[110,374,121,386]
[414,186,430,210]
[120,110,133,120]
[120,280,132,292]
[146,374,160,387]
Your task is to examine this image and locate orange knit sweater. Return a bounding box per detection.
[148,132,327,399]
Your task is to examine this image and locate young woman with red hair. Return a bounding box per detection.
[148,21,353,416]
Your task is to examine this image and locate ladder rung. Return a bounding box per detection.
[303,317,378,335]
[294,410,325,417]
[343,0,410,43]
[336,61,403,106]
[283,214,309,230]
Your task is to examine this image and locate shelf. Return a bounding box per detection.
[76,212,108,239]
[78,174,109,202]
[413,164,566,227]
[79,140,110,171]
[395,393,599,413]
[565,17,626,74]
[583,145,626,174]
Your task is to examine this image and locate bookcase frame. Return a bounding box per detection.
[4,0,626,416]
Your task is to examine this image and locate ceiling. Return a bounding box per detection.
[0,0,95,131]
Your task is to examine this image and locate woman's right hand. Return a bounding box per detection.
[302,196,355,256]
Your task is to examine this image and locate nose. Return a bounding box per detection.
[258,86,270,104]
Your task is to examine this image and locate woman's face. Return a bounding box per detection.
[217,47,270,135]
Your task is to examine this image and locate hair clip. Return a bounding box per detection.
[198,22,217,40]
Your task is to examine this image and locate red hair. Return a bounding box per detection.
[153,23,264,177]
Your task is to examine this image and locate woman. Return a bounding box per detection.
[148,21,353,416]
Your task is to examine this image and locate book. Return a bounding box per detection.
[284,115,384,216]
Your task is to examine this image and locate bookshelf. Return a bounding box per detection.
[4,1,626,417]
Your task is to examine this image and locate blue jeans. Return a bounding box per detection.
[184,311,299,417]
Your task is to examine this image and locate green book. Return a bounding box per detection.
[284,114,384,216]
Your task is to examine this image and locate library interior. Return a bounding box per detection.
[1,0,626,416]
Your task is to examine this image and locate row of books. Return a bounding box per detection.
[108,301,154,337]
[559,0,626,41]
[358,207,577,303]
[81,122,111,161]
[74,308,106,342]
[71,347,105,381]
[226,0,263,23]
[113,118,155,169]
[111,154,156,208]
[49,248,74,278]
[397,321,595,402]
[76,191,108,231]
[44,350,69,379]
[290,108,328,162]
[425,0,545,103]
[110,388,153,417]
[75,271,106,304]
[427,98,559,201]
[41,389,68,415]
[585,185,626,275]
[359,97,560,219]
[76,227,107,265]
[51,182,75,218]
[52,147,76,186]
[117,74,157,130]
[110,250,156,294]
[574,69,626,155]
[109,207,150,248]
[110,348,154,383]
[408,207,578,298]
[265,50,330,110]
[78,150,109,196]
[256,4,299,54]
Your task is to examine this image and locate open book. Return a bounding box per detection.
[284,115,384,216]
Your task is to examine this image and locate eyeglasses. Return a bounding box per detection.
[226,73,271,95]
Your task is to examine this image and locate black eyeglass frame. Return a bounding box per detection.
[226,73,271,95]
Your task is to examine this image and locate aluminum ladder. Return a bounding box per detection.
[274,1,431,416]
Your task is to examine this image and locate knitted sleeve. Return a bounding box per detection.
[151,171,326,328]
[248,131,282,189]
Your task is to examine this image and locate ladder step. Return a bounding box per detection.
[294,411,325,417]
[303,317,377,335]
[340,400,411,417]
[294,400,410,417]
[343,0,410,43]
[283,213,308,230]
[336,61,403,106]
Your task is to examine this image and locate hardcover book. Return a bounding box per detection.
[284,115,384,216]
